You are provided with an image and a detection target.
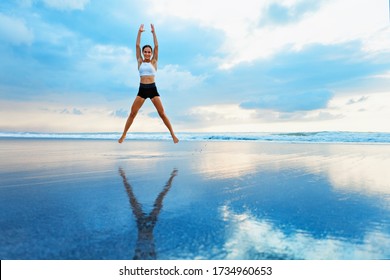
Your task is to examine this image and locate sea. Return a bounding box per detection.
[1,131,390,144]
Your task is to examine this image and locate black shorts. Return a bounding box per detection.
[137,83,160,99]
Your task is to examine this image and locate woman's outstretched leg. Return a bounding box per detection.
[118,96,145,143]
[151,97,179,143]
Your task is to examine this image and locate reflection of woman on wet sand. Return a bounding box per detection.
[118,24,179,144]
[119,168,178,260]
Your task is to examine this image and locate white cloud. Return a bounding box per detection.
[0,13,34,45]
[33,19,76,45]
[4,9,77,46]
[0,98,112,132]
[362,26,390,54]
[0,97,177,133]
[180,88,390,132]
[86,44,134,70]
[187,104,255,123]
[80,44,136,87]
[371,71,390,79]
[147,0,389,68]
[326,91,390,131]
[285,0,388,49]
[157,64,207,91]
[87,44,132,60]
[42,0,90,10]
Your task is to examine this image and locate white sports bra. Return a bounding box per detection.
[139,62,156,77]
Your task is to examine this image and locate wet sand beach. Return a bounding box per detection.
[0,139,390,259]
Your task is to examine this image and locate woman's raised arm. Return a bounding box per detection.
[151,24,158,62]
[136,24,144,64]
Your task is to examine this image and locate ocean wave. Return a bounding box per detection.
[0,131,390,143]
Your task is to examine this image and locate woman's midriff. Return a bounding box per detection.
[140,76,155,84]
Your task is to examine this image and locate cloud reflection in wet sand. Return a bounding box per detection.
[192,143,390,197]
[221,206,390,260]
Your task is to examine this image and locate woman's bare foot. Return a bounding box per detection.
[172,135,179,144]
[118,135,126,143]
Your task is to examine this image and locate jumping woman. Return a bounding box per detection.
[118,24,179,144]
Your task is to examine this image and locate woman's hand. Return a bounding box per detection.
[150,23,155,33]
[139,24,145,33]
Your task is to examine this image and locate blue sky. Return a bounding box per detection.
[1,0,390,133]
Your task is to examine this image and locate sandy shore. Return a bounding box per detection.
[0,139,390,259]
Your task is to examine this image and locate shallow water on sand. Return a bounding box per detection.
[1,139,390,259]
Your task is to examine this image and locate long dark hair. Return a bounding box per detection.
[142,45,153,52]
